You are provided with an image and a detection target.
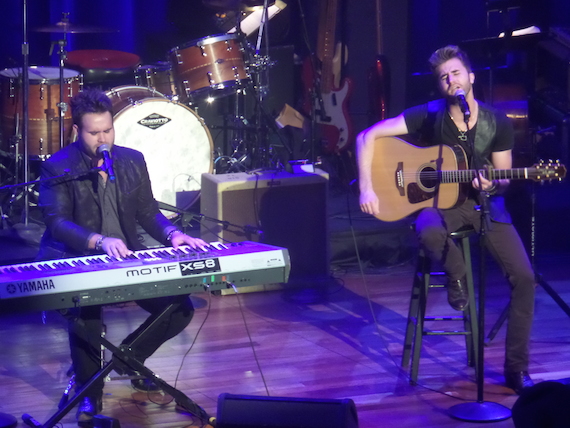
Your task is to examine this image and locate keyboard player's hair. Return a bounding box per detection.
[70,88,114,129]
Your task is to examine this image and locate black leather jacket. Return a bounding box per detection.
[37,141,173,259]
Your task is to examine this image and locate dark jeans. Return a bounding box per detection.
[65,295,194,394]
[415,199,535,372]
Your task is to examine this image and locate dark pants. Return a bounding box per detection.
[415,199,535,372]
[66,296,194,394]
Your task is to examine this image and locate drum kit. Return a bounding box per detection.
[0,1,288,223]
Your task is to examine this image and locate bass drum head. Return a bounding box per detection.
[113,98,213,210]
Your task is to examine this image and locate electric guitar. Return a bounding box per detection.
[370,137,567,222]
[302,0,353,154]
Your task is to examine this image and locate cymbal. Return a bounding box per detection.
[33,21,117,34]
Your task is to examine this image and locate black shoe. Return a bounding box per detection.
[447,277,469,311]
[76,395,102,427]
[131,377,163,393]
[505,370,535,395]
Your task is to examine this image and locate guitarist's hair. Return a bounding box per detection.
[428,45,472,75]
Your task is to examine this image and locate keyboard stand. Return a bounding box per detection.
[32,295,212,428]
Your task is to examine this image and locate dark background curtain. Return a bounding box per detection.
[1,0,569,131]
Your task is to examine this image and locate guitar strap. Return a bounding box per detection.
[472,104,496,169]
[472,105,512,224]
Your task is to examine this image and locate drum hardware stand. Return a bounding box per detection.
[18,0,31,227]
[226,1,289,171]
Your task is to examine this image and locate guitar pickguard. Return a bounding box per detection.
[407,182,434,204]
[313,79,353,153]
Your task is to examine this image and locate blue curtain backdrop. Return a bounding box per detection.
[0,0,569,121]
[0,0,226,70]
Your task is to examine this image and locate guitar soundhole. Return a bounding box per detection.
[418,166,438,191]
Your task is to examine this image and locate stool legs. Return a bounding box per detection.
[402,235,479,384]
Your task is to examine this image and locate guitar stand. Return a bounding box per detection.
[26,296,212,428]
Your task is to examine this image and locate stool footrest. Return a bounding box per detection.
[424,330,471,336]
[424,316,465,321]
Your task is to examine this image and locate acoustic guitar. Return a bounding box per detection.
[370,137,567,222]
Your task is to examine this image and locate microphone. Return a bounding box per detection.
[455,89,471,122]
[97,144,116,182]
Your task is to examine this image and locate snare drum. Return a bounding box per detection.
[134,63,177,97]
[0,66,82,157]
[109,90,213,209]
[169,34,248,103]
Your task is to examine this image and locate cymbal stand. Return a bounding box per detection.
[20,0,31,226]
[52,12,71,152]
[225,6,250,171]
[58,43,69,151]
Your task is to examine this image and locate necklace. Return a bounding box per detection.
[457,129,468,142]
[449,112,468,141]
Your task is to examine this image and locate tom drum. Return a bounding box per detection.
[169,34,248,103]
[134,63,177,98]
[0,66,82,157]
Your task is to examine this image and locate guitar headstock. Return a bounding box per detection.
[530,160,567,181]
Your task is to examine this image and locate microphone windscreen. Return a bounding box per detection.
[97,144,110,154]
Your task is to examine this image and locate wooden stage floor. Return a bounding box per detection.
[1,249,569,428]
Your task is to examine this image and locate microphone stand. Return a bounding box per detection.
[157,201,263,239]
[448,110,511,422]
[0,167,104,194]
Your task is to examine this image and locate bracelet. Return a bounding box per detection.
[166,229,183,241]
[95,235,106,251]
[486,180,499,195]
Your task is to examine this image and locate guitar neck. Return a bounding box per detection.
[442,167,538,183]
[316,0,339,93]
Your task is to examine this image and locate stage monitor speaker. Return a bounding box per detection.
[200,169,329,281]
[216,393,359,428]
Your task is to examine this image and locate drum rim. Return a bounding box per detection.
[0,66,81,81]
[112,96,213,138]
[169,33,238,52]
[136,63,172,72]
[105,85,167,98]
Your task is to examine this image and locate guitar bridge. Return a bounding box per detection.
[396,162,405,196]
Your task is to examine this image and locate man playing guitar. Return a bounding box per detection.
[356,45,536,395]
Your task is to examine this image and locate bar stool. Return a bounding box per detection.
[401,227,479,384]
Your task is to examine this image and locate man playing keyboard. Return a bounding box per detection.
[36,88,207,427]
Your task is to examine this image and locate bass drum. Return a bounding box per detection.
[111,94,213,210]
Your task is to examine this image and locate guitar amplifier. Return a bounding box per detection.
[200,169,329,281]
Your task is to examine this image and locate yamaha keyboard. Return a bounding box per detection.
[0,241,290,313]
